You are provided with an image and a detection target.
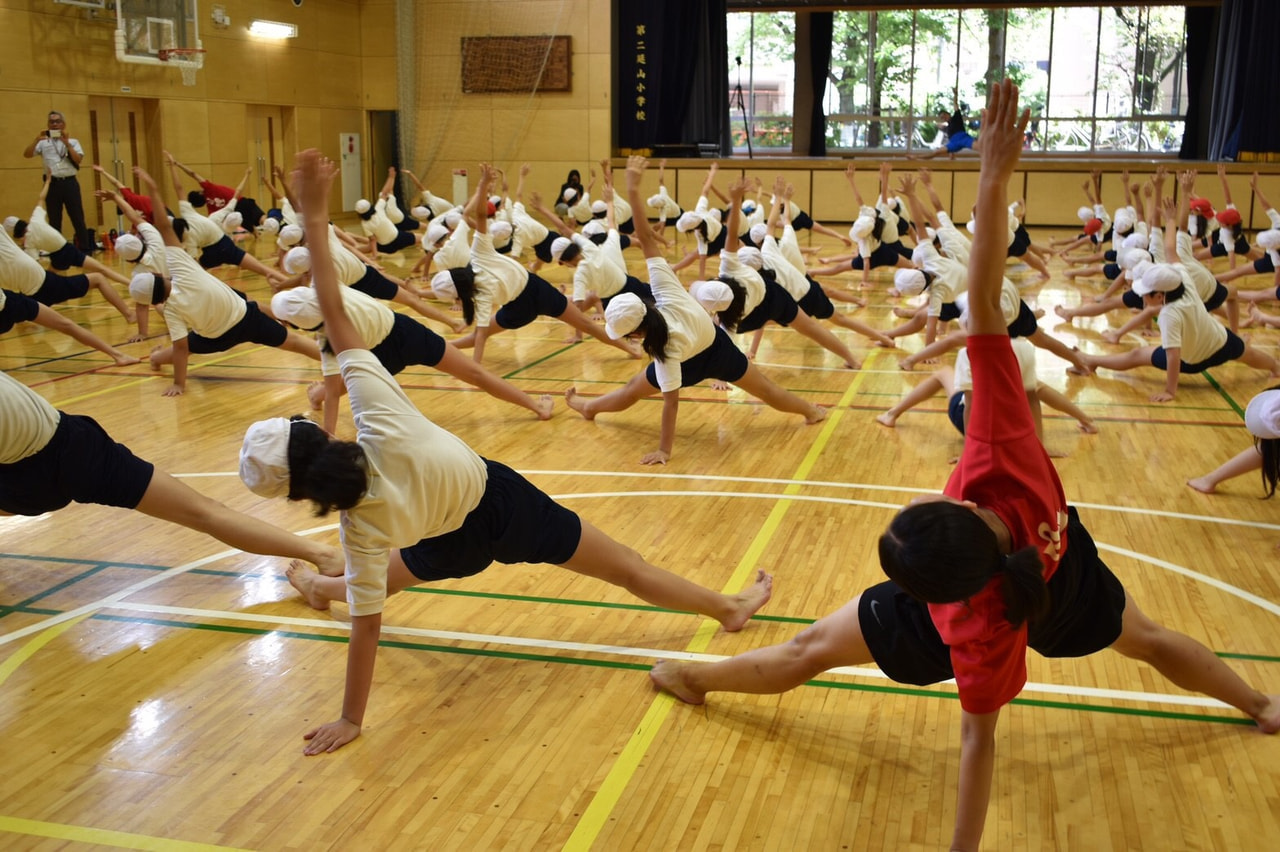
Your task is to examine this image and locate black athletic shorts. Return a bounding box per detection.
[1122,289,1144,310]
[33,270,89,306]
[1006,300,1039,339]
[532,232,559,264]
[399,459,582,582]
[736,279,801,333]
[376,230,417,254]
[198,235,247,269]
[48,242,87,271]
[850,242,907,271]
[371,312,447,375]
[1151,329,1245,373]
[494,273,568,330]
[797,280,835,321]
[1203,281,1229,312]
[1008,225,1031,258]
[349,265,399,301]
[0,413,155,515]
[859,507,1127,686]
[0,289,40,334]
[644,324,749,389]
[187,298,288,354]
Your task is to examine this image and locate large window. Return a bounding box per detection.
[728,5,1188,155]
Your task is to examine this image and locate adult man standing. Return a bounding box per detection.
[23,111,95,253]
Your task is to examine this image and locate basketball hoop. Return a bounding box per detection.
[158,47,205,87]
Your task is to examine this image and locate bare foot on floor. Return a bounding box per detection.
[1077,419,1099,435]
[875,412,897,428]
[650,660,706,705]
[314,547,345,577]
[534,394,554,420]
[720,569,773,632]
[287,560,330,610]
[1054,305,1073,321]
[565,387,594,420]
[1186,476,1217,494]
[1254,695,1280,734]
[149,345,164,371]
[307,380,326,410]
[112,353,142,366]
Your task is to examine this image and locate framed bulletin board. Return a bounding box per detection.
[461,35,572,93]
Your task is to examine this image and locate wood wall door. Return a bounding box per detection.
[86,96,157,234]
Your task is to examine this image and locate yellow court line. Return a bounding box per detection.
[53,346,271,408]
[0,614,88,686]
[562,360,874,851]
[0,816,253,851]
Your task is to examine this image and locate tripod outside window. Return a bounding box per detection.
[733,56,753,158]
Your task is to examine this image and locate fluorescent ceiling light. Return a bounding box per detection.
[249,20,297,38]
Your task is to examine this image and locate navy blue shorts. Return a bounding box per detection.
[1006,300,1039,339]
[704,228,727,258]
[0,289,40,334]
[1203,281,1229,312]
[395,214,421,232]
[198,235,247,269]
[1255,254,1276,275]
[494,273,568,330]
[618,217,635,235]
[1122,289,1144,310]
[47,242,87,271]
[736,279,800,333]
[663,215,681,228]
[371,312,446,375]
[644,325,749,389]
[1008,225,1031,258]
[187,298,288,354]
[1209,236,1250,257]
[1151,329,1245,373]
[1103,263,1121,281]
[939,301,961,322]
[0,413,154,515]
[532,232,559,263]
[946,391,967,435]
[797,280,835,320]
[601,276,651,309]
[1104,249,1117,263]
[33,270,90,306]
[398,459,582,582]
[791,211,814,231]
[858,507,1125,687]
[376,230,417,254]
[350,265,399,301]
[850,242,906,271]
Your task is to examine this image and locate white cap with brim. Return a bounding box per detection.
[271,287,324,330]
[278,224,304,249]
[223,211,243,232]
[550,237,573,262]
[1121,232,1149,251]
[1077,206,1094,223]
[894,268,927,296]
[591,200,608,214]
[850,215,875,241]
[354,199,371,214]
[582,220,606,238]
[689,279,733,313]
[911,242,937,267]
[562,188,577,203]
[675,212,701,233]
[411,205,430,219]
[2,216,17,236]
[283,246,312,275]
[239,418,293,499]
[115,233,144,262]
[129,272,161,305]
[443,209,463,229]
[1113,210,1135,233]
[737,246,763,269]
[423,223,449,250]
[1129,260,1153,283]
[1133,264,1182,295]
[749,223,768,245]
[604,293,646,339]
[1245,389,1280,440]
[258,218,281,235]
[490,221,513,244]
[431,270,457,301]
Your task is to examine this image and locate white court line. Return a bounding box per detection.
[103,601,1234,711]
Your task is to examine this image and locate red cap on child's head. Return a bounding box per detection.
[1216,208,1241,227]
[1083,218,1103,235]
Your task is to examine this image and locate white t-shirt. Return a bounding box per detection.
[567,192,594,225]
[133,222,169,277]
[421,191,453,218]
[918,249,967,318]
[161,247,247,341]
[280,199,299,226]
[571,233,627,302]
[692,196,723,254]
[1174,233,1218,304]
[935,212,971,265]
[361,198,400,245]
[651,186,681,220]
[719,249,765,324]
[208,200,240,234]
[338,349,487,616]
[328,225,369,286]
[647,258,716,392]
[178,201,226,251]
[612,193,633,225]
[24,206,67,253]
[0,228,48,294]
[0,371,60,464]
[777,223,808,274]
[316,287,397,377]
[854,204,882,257]
[510,202,549,244]
[434,221,471,271]
[760,236,810,302]
[470,231,528,328]
[1159,293,1227,365]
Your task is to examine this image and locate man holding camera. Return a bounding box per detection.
[23,111,95,253]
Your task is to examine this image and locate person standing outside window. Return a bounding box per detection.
[23,111,93,253]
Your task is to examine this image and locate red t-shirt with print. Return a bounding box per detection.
[928,333,1069,715]
[200,180,236,212]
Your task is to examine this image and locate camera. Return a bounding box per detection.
[49,129,62,139]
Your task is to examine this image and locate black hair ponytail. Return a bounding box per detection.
[997,546,1051,627]
[715,276,748,332]
[450,265,478,326]
[285,417,367,515]
[635,302,669,362]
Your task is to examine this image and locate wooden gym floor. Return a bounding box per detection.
[1,226,1277,851]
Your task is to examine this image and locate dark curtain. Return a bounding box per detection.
[615,0,728,152]
[1177,5,1215,159]
[805,13,833,156]
[1208,0,1280,160]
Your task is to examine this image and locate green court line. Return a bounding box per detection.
[0,553,167,570]
[501,342,584,379]
[1201,370,1246,420]
[73,613,1261,728]
[9,565,111,610]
